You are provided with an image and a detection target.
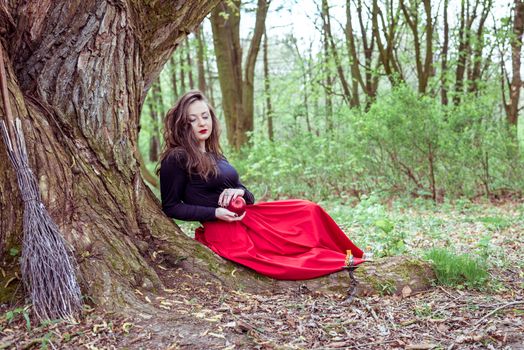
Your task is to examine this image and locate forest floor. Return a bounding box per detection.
[1,199,523,349]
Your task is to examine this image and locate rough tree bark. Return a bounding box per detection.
[0,0,239,309]
[0,0,435,310]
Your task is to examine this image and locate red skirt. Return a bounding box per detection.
[195,200,365,280]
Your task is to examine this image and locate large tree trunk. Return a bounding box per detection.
[0,0,260,310]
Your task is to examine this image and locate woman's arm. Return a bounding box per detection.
[160,156,217,221]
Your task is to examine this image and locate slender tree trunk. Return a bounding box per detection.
[322,0,353,107]
[372,0,404,86]
[170,55,178,100]
[241,0,270,147]
[321,6,333,131]
[179,48,186,93]
[149,79,163,162]
[441,0,450,105]
[263,29,273,141]
[195,25,207,95]
[185,36,195,90]
[309,49,318,136]
[356,0,379,108]
[507,0,524,125]
[290,37,312,134]
[346,0,364,107]
[468,0,492,94]
[148,103,159,162]
[400,0,433,94]
[204,42,216,108]
[454,0,476,104]
[422,0,434,93]
[210,0,243,148]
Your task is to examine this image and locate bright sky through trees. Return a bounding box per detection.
[236,0,513,56]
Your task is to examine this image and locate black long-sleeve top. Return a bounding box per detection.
[160,153,255,222]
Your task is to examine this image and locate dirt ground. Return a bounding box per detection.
[1,201,523,349]
[1,264,523,350]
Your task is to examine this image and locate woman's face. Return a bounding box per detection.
[187,100,213,150]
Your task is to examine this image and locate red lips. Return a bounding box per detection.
[227,196,246,215]
[199,129,208,134]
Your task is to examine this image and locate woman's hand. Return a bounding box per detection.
[218,188,245,207]
[215,207,246,222]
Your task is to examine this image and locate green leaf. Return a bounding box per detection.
[375,219,394,233]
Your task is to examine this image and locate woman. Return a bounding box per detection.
[159,90,365,280]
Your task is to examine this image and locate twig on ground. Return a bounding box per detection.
[473,300,524,330]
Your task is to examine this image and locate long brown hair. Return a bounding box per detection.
[157,90,223,179]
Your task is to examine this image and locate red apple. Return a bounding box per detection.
[227,196,246,215]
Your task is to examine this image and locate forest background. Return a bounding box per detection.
[1,0,523,348]
[140,0,523,206]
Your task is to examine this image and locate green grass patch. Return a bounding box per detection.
[424,248,489,290]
